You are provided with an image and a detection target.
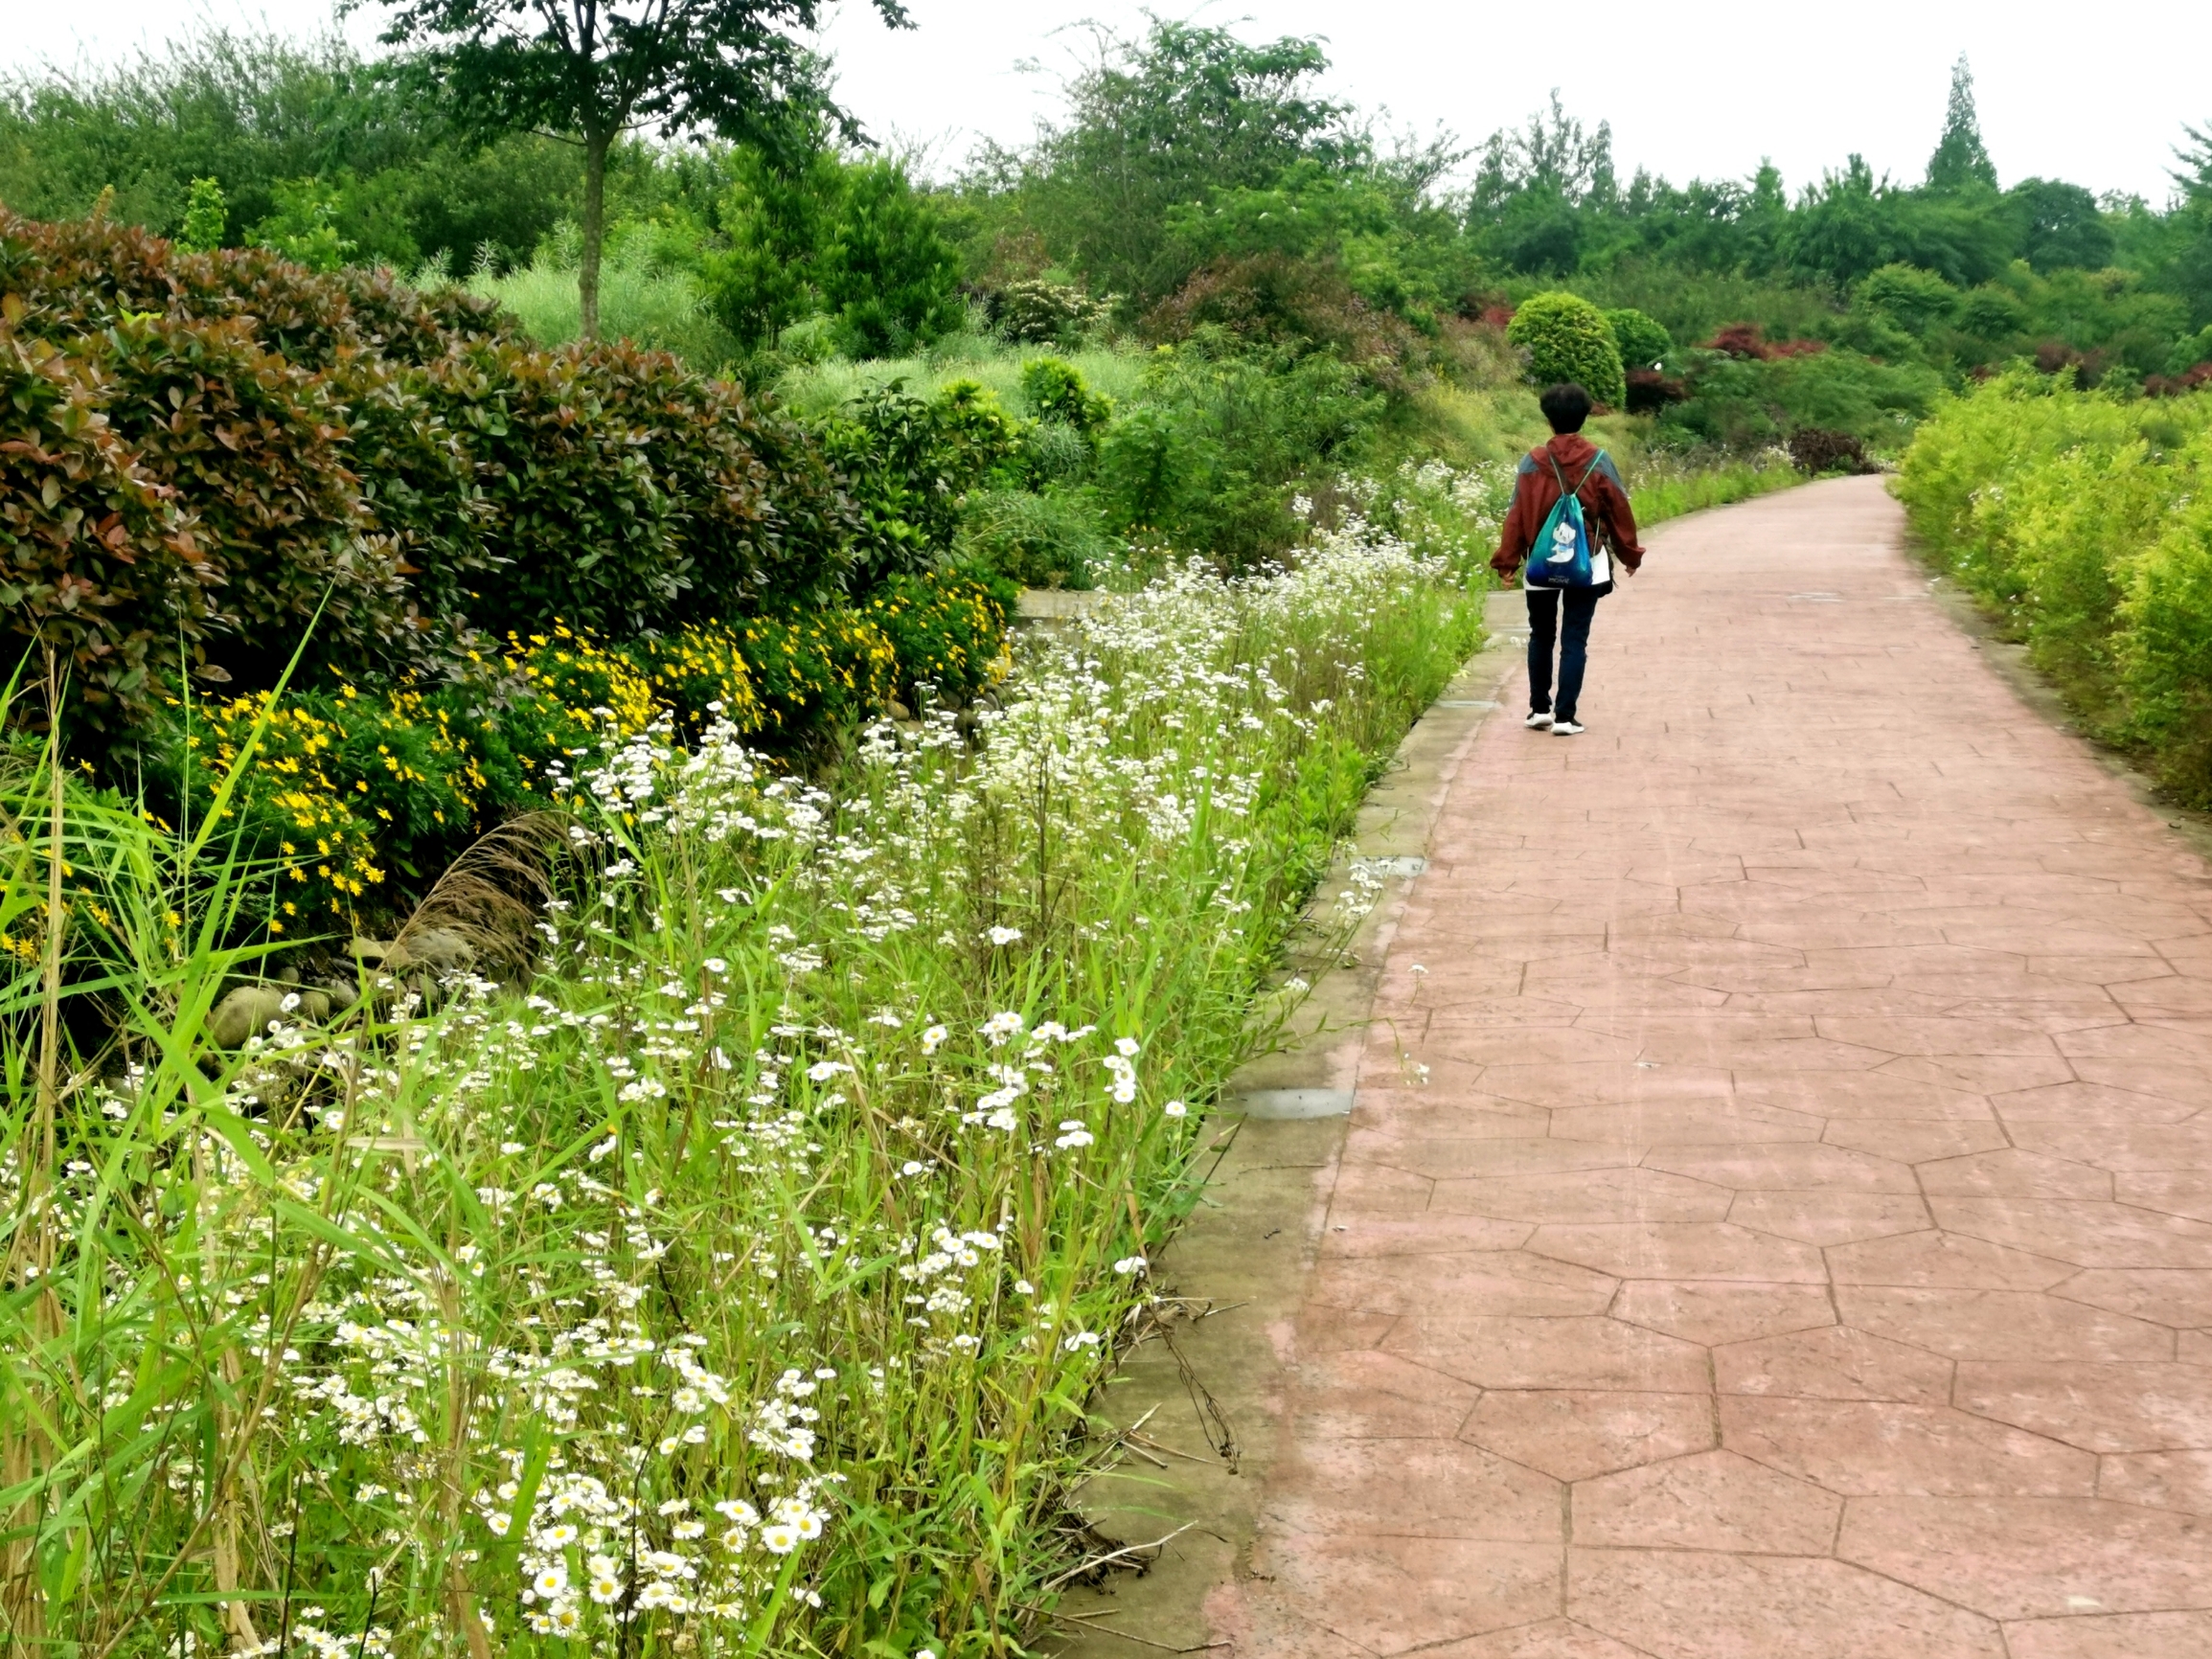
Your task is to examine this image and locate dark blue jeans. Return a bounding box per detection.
[1526,586,1601,722]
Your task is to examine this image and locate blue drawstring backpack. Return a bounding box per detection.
[1525,449,1608,589]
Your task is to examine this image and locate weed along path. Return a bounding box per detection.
[1061,475,2212,1659]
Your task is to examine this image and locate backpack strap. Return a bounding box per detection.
[1544,447,1607,504]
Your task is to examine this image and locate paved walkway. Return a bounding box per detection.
[1216,478,2212,1659]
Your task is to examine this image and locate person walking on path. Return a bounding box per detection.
[1490,383,1646,736]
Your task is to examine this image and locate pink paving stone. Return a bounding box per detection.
[1570,1448,1841,1554]
[1417,1620,1650,1659]
[1309,1250,1618,1319]
[1714,1324,1954,1404]
[1641,1142,1920,1193]
[1720,1397,2098,1496]
[1197,482,2212,1657]
[2054,1268,2212,1328]
[1994,1080,2202,1125]
[1726,1191,1932,1245]
[1916,1149,2114,1200]
[1318,1214,1537,1258]
[1262,1435,1563,1542]
[1382,1315,1711,1392]
[1395,1138,1649,1177]
[1430,1167,1735,1224]
[1734,1070,1999,1124]
[1460,1389,1717,1481]
[1927,1197,2212,1269]
[1608,1280,1836,1347]
[1529,1220,1830,1283]
[1242,1534,1564,1654]
[1566,1549,2005,1659]
[1953,1360,2212,1453]
[1819,1119,2011,1161]
[2009,1124,2212,1173]
[2096,1448,2212,1514]
[2004,1612,2212,1659]
[1834,1287,2178,1362]
[1837,1495,2212,1619]
[1284,1350,1478,1440]
[1824,1229,2076,1290]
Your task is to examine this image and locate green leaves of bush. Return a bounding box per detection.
[1506,291,1626,406]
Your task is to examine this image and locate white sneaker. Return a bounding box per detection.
[1552,718,1585,736]
[1524,711,1554,730]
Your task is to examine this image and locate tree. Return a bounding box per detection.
[372,0,910,339]
[2006,177,2115,273]
[1927,54,1997,192]
[1012,20,1358,306]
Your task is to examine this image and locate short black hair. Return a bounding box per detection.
[1539,383,1593,433]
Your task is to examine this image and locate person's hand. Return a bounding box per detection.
[1489,552,1518,580]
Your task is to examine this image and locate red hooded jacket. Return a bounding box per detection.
[1490,433,1646,582]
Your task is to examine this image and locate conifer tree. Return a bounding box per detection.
[1927,53,1997,191]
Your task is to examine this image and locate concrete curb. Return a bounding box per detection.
[1044,588,1526,1656]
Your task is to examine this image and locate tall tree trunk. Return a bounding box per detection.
[580,129,610,343]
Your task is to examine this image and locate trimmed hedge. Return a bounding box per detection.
[1507,291,1627,408]
[0,208,860,722]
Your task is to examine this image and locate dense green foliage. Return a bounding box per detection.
[1898,374,2212,802]
[1507,291,1626,405]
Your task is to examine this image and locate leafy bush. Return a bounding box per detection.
[1505,290,1625,405]
[0,330,205,728]
[701,147,964,359]
[1787,427,1874,474]
[864,570,1014,707]
[735,608,899,741]
[1897,373,2212,798]
[989,278,1109,345]
[1143,253,1422,391]
[1018,356,1114,437]
[3,210,875,721]
[1603,306,1672,370]
[1097,341,1380,568]
[816,379,1024,588]
[959,485,1116,589]
[1857,262,1959,335]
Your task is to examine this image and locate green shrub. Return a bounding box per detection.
[735,607,899,741]
[1603,307,1672,370]
[816,379,1024,589]
[1096,341,1380,568]
[1857,262,1959,335]
[864,570,1013,707]
[1897,373,2212,801]
[0,331,204,728]
[88,312,408,693]
[960,485,1115,589]
[1506,291,1626,406]
[3,210,872,720]
[1019,356,1114,437]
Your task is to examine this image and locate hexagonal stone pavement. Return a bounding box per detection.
[1193,480,2212,1656]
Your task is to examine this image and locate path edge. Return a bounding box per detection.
[1043,588,1527,1657]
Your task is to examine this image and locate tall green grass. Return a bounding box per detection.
[772,337,1150,422]
[1624,448,1804,527]
[0,526,1480,1656]
[456,232,741,367]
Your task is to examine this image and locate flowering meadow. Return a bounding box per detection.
[0,509,1482,1657]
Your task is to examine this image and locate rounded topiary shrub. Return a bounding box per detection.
[1507,292,1626,408]
[1604,307,1674,373]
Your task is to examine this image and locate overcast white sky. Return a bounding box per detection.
[8,0,2210,204]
